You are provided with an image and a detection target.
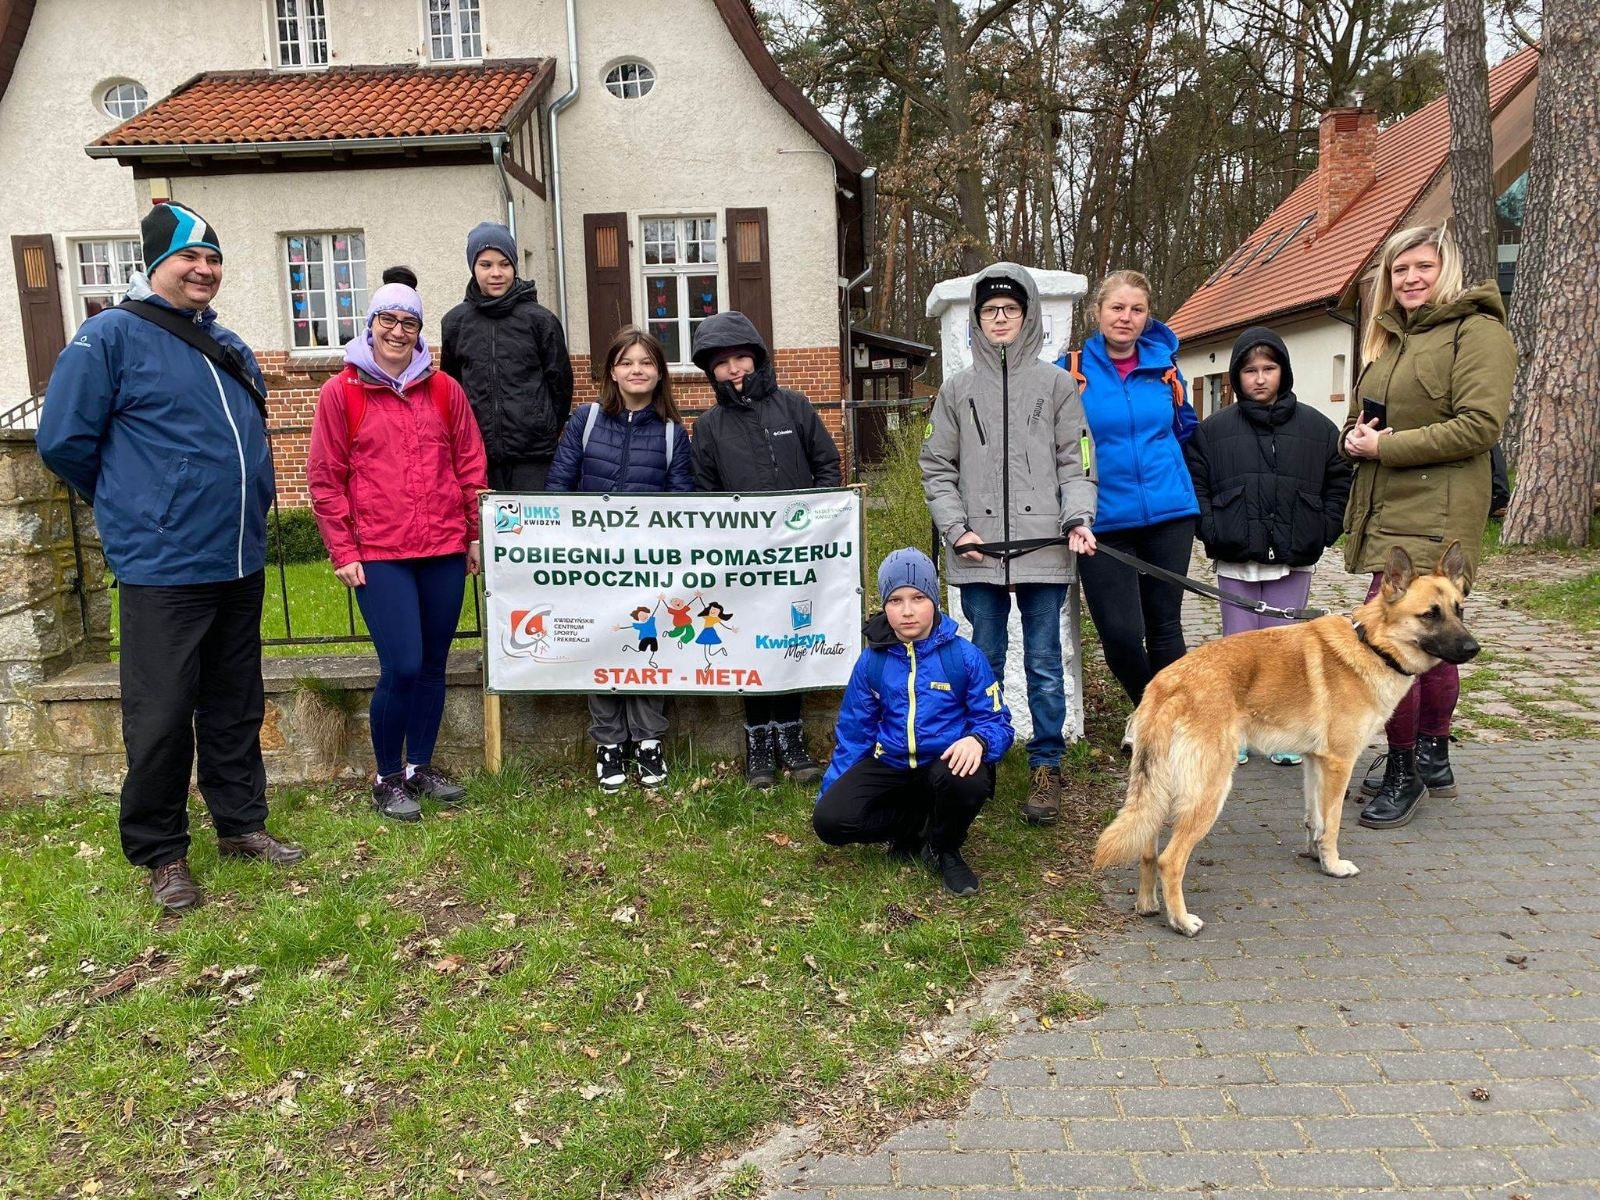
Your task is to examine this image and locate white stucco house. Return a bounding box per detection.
[0,0,871,503]
[1168,45,1538,428]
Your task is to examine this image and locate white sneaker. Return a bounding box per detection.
[635,739,668,787]
[1121,715,1135,756]
[595,743,626,793]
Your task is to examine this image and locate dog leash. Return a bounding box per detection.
[962,536,1330,622]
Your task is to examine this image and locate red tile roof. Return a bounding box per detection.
[92,61,552,150]
[1168,45,1539,344]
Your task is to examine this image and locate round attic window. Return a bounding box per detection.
[101,81,150,120]
[604,61,655,100]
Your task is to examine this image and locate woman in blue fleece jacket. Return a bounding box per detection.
[814,549,1015,897]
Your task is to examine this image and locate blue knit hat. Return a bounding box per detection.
[878,548,940,609]
[466,222,517,269]
[142,202,221,272]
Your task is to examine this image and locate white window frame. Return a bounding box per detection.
[274,0,329,70]
[68,235,144,327]
[604,62,656,100]
[100,82,149,120]
[426,0,483,62]
[283,231,368,353]
[639,216,720,368]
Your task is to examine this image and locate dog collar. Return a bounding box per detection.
[1351,619,1416,676]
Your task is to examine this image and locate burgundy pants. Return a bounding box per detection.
[1365,574,1460,747]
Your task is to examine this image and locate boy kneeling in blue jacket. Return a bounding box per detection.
[814,549,1015,896]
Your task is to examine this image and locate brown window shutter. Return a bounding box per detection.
[725,207,773,351]
[12,235,66,396]
[583,212,632,380]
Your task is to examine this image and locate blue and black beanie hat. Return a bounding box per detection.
[141,202,221,272]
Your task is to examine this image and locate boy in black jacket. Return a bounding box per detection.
[690,311,843,789]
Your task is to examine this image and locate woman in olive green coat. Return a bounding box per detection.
[1342,224,1516,830]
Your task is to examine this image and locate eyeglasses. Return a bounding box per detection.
[373,312,422,334]
[977,304,1022,321]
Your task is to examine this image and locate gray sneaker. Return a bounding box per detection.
[372,773,422,822]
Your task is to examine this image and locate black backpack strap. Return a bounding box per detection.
[118,299,268,422]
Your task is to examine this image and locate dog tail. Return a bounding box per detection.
[1092,735,1168,871]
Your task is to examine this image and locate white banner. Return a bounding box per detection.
[482,489,864,694]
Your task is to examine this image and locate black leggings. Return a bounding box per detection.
[1078,516,1195,705]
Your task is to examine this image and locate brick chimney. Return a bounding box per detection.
[1316,107,1378,233]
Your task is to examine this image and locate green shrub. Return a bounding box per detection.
[267,507,328,565]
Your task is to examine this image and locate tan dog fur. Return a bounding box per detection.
[1093,542,1479,936]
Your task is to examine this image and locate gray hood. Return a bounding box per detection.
[968,263,1045,372]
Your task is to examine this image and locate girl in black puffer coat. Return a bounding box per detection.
[1185,328,1351,762]
[547,327,692,794]
[689,311,842,789]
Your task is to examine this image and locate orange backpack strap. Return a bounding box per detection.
[1162,366,1184,410]
[1066,350,1088,393]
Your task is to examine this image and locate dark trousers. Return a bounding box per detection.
[488,460,550,491]
[117,571,269,869]
[1364,574,1461,745]
[354,555,466,776]
[745,693,804,727]
[813,757,994,853]
[1078,516,1195,705]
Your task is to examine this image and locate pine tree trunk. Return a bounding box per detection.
[1443,0,1497,285]
[1502,11,1600,547]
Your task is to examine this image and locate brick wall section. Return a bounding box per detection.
[261,345,850,507]
[1316,107,1379,233]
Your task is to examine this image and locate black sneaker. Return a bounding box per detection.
[920,843,980,896]
[372,772,422,822]
[635,739,669,787]
[405,763,466,807]
[595,743,627,794]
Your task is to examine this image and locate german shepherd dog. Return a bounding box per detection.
[1093,542,1480,936]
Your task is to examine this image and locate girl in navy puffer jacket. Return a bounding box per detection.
[547,327,693,791]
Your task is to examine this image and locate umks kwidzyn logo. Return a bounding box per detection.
[790,599,813,630]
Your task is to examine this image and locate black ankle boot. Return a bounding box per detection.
[1358,746,1425,829]
[744,724,777,790]
[1416,734,1457,797]
[773,721,823,783]
[1356,750,1388,800]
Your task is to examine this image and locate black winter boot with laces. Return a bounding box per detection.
[1357,750,1389,799]
[1415,734,1457,797]
[1358,746,1425,829]
[773,721,823,783]
[744,724,778,790]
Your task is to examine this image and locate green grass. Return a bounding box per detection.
[107,563,483,658]
[1482,511,1600,558]
[1499,570,1600,634]
[0,750,1117,1198]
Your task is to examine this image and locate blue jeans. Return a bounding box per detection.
[354,555,467,776]
[959,582,1067,768]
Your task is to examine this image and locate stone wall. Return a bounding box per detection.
[1,432,835,800]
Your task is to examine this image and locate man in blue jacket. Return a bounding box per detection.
[37,202,304,913]
[813,549,1015,896]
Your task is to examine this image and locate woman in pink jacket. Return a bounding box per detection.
[308,283,488,822]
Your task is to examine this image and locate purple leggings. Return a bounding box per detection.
[1217,570,1314,636]
[1364,573,1460,747]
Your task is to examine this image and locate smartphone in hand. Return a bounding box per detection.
[1360,398,1386,428]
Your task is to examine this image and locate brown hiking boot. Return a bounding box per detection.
[217,829,306,866]
[150,859,204,912]
[1021,765,1061,826]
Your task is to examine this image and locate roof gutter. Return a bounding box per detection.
[842,166,876,483]
[491,135,516,244]
[546,0,581,327]
[85,132,506,159]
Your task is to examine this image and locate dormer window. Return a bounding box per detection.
[604,62,656,100]
[276,0,329,69]
[428,0,482,61]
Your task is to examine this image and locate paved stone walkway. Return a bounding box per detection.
[764,558,1600,1199]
